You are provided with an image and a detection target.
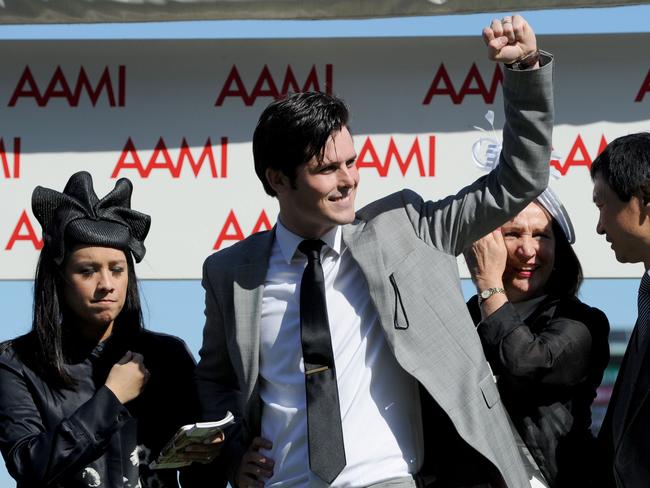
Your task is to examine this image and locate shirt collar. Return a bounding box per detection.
[275,220,342,264]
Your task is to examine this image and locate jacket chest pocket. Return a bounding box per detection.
[386,246,455,331]
[389,274,410,330]
[479,373,500,408]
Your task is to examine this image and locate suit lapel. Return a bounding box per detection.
[608,343,632,447]
[342,222,395,342]
[233,228,275,402]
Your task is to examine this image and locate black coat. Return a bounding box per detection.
[596,320,650,488]
[0,329,212,488]
[467,295,610,487]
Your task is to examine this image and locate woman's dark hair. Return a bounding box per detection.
[545,217,583,298]
[29,244,143,388]
[252,91,350,196]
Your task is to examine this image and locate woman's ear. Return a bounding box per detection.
[265,168,290,195]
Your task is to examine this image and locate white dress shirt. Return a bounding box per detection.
[259,221,423,487]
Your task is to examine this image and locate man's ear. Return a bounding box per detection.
[639,184,650,209]
[636,190,650,226]
[266,168,290,195]
[642,196,650,217]
[642,186,650,204]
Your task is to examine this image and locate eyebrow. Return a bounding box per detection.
[72,258,127,265]
[314,156,357,169]
[503,221,551,231]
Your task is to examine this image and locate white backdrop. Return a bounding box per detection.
[1,34,649,279]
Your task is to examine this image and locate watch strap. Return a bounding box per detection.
[478,287,506,306]
[506,49,540,71]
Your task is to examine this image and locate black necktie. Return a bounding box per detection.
[636,272,650,351]
[298,239,346,483]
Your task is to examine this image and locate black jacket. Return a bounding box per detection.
[467,295,610,487]
[0,329,211,488]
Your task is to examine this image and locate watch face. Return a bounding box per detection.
[480,289,491,299]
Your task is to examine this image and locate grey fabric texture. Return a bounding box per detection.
[195,56,554,488]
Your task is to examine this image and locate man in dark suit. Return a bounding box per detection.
[592,132,650,488]
[196,15,553,488]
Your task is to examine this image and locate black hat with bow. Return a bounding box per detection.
[32,172,151,265]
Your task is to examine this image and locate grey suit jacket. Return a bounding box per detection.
[195,55,554,488]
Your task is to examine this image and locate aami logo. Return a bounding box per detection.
[1,138,20,179]
[550,134,608,176]
[8,66,126,107]
[356,136,436,177]
[5,210,43,251]
[213,210,272,250]
[635,68,650,102]
[111,137,228,178]
[423,64,503,105]
[215,64,333,106]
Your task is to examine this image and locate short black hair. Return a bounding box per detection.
[252,92,350,196]
[590,132,650,203]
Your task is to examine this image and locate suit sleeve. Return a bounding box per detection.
[194,258,247,479]
[475,299,609,386]
[405,53,554,256]
[0,360,129,485]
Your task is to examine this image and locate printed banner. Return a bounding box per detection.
[1,35,649,278]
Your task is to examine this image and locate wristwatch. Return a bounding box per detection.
[478,287,506,306]
[506,49,540,71]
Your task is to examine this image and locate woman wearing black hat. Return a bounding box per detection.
[0,172,220,487]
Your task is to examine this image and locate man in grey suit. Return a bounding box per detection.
[592,132,650,488]
[196,14,553,488]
